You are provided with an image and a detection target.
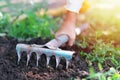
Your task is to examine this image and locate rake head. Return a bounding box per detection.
[16,43,75,69]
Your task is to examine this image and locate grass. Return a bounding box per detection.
[87,65,120,80]
[78,39,120,80]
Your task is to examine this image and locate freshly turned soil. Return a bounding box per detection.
[0,36,89,80]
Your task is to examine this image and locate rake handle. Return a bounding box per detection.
[45,35,69,49]
[55,35,69,47]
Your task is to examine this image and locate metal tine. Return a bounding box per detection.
[46,56,50,66]
[30,47,43,67]
[31,44,52,67]
[66,60,70,69]
[56,57,60,68]
[55,50,74,69]
[40,49,54,67]
[36,53,41,67]
[26,52,32,66]
[16,48,21,65]
[16,44,31,65]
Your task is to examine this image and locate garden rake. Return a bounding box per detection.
[16,23,89,69]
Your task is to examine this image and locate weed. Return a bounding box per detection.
[76,37,88,48]
[85,40,116,63]
[87,64,120,80]
[7,13,59,41]
[78,38,120,69]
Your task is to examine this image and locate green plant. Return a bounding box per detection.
[0,0,59,40]
[76,37,88,48]
[85,40,116,63]
[0,12,9,33]
[78,38,120,69]
[7,13,59,40]
[87,63,120,80]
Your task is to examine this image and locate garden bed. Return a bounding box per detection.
[0,36,90,80]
